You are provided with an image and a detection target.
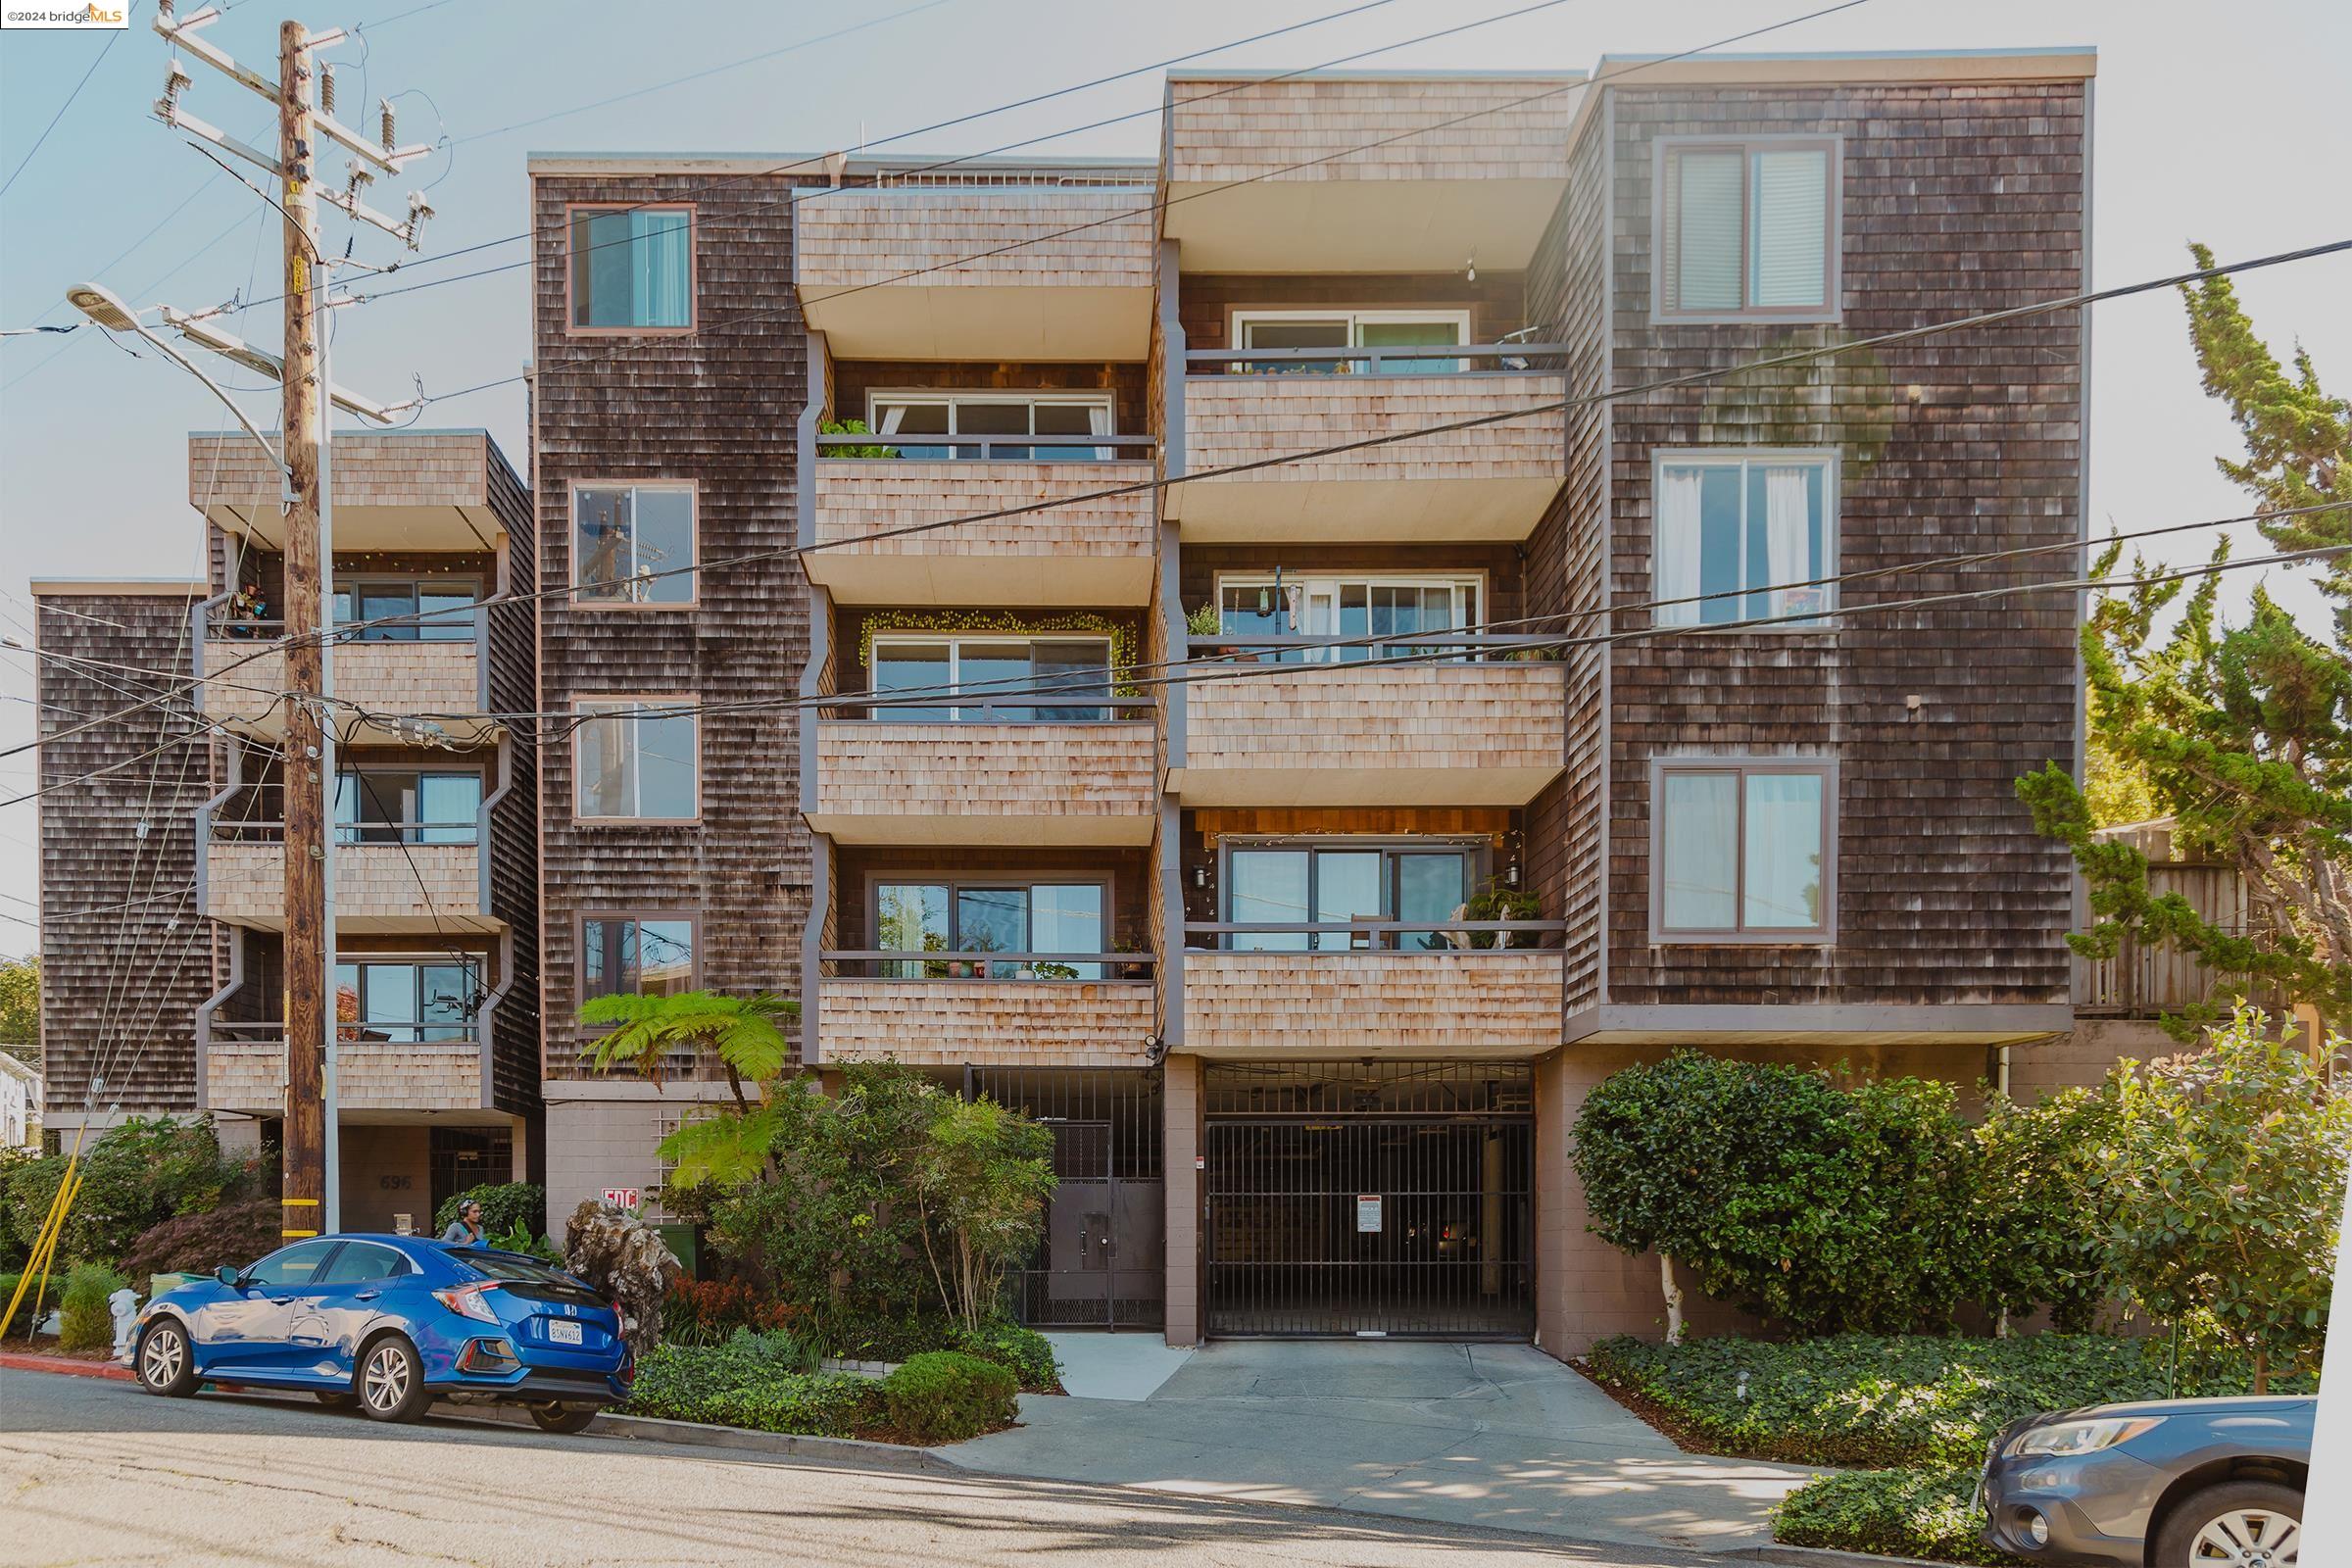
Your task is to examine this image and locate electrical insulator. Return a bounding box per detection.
[380,100,396,154]
[320,65,336,116]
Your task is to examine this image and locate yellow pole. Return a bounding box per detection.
[5,1123,92,1347]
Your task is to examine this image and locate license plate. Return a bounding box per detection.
[548,1320,583,1346]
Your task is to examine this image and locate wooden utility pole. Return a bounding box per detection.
[276,18,327,1245]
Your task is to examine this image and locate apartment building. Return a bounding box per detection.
[535,45,2094,1352]
[31,429,540,1229]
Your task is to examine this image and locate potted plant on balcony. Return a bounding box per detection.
[1462,883,1543,949]
[818,417,899,460]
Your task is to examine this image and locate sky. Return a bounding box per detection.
[1,0,2348,949]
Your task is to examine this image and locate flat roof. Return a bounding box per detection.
[1167,69,1584,82]
[527,151,1156,176]
[1590,45,2096,80]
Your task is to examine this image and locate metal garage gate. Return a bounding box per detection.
[971,1067,1163,1331]
[1203,1061,1535,1338]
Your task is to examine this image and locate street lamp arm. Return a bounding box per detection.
[64,282,290,491]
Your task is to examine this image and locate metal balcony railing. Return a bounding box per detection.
[1185,920,1566,953]
[1184,341,1571,377]
[815,432,1155,462]
[822,950,1154,982]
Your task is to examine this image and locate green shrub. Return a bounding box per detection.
[432,1183,544,1239]
[4,1116,259,1267]
[947,1318,1059,1392]
[0,1271,28,1337]
[1775,1467,2020,1566]
[119,1199,279,1280]
[57,1263,126,1353]
[623,1330,869,1435]
[879,1350,1017,1444]
[1585,1333,2310,1471]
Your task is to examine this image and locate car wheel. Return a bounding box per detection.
[354,1335,430,1424]
[2153,1479,2302,1566]
[526,1402,600,1435]
[315,1391,358,1410]
[135,1320,198,1398]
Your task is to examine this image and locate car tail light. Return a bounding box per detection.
[431,1282,503,1324]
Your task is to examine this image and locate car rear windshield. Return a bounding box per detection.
[447,1250,588,1289]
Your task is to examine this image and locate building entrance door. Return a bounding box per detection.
[972,1068,1163,1330]
[1202,1061,1534,1338]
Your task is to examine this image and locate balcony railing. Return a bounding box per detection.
[1185,341,1568,377]
[202,828,491,931]
[195,605,488,739]
[205,1020,482,1111]
[822,690,1155,724]
[808,707,1157,845]
[1184,630,1560,662]
[814,432,1156,463]
[2072,924,2287,1018]
[824,950,1154,982]
[1188,920,1565,952]
[816,949,1157,1068]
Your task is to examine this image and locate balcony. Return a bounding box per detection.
[205,1022,483,1114]
[796,185,1153,360]
[807,437,1156,607]
[204,831,495,933]
[815,951,1156,1068]
[1181,923,1567,1057]
[1172,638,1566,807]
[1170,345,1566,541]
[1161,73,1577,273]
[808,710,1156,845]
[196,630,491,743]
[189,429,515,553]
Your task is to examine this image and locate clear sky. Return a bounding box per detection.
[2,0,2348,948]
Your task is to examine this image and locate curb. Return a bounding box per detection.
[0,1351,134,1383]
[439,1399,968,1474]
[1737,1545,1954,1568]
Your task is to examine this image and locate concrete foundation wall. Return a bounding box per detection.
[337,1125,432,1235]
[1162,1054,1202,1348]
[544,1089,732,1235]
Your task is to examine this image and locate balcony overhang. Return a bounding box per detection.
[809,720,1157,846]
[1170,475,1561,543]
[189,430,512,553]
[1562,1004,2076,1047]
[1182,950,1566,1058]
[801,285,1150,362]
[1162,178,1567,275]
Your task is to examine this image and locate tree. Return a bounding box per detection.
[580,989,797,1107]
[0,955,36,1067]
[2018,242,2352,1037]
[906,1095,1054,1330]
[2097,1009,2351,1391]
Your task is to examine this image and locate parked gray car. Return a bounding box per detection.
[1977,1395,2310,1564]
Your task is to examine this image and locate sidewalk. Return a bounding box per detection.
[953,1339,1817,1555]
[0,1349,132,1382]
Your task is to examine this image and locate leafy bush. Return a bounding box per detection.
[946,1318,1058,1392]
[57,1262,126,1353]
[878,1350,1017,1444]
[4,1116,258,1267]
[120,1199,279,1281]
[1585,1333,2307,1471]
[1970,1086,2119,1331]
[1775,1467,2019,1566]
[623,1330,869,1435]
[816,417,900,461]
[1,1271,30,1337]
[663,1278,796,1348]
[432,1183,544,1240]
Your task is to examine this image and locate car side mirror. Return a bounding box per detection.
[216,1266,243,1289]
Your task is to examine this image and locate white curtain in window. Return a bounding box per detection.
[1655,466,1705,626]
[1749,150,1830,308]
[1759,466,1813,612]
[1660,771,1739,929]
[633,211,692,326]
[1671,151,1743,312]
[1742,772,1825,929]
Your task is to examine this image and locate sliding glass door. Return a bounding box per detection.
[877,879,1107,978]
[1215,575,1482,662]
[1222,845,1475,950]
[869,635,1113,721]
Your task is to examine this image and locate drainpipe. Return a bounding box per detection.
[193,748,246,1111]
[476,726,514,1111]
[798,329,829,1065]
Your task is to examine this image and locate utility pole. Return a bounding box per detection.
[275,18,327,1245]
[141,1,437,1244]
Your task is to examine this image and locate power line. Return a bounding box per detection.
[0,1,142,200]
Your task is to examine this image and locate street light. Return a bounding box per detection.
[63,281,288,480]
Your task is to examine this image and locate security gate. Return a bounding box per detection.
[972,1068,1163,1330]
[1203,1061,1535,1338]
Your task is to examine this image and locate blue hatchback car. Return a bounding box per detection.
[132,1234,632,1431]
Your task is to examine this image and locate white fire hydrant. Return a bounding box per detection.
[109,1288,142,1360]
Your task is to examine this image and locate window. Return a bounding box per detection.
[429,1126,513,1218]
[1656,139,1838,319]
[1230,310,1469,373]
[573,483,695,606]
[1652,760,1834,940]
[876,878,1107,979]
[869,634,1112,722]
[245,1239,339,1288]
[1215,573,1483,661]
[575,701,698,820]
[317,1243,412,1286]
[864,392,1114,461]
[568,206,693,330]
[333,579,479,642]
[334,769,482,845]
[1652,453,1835,627]
[582,917,697,1000]
[1222,841,1477,952]
[333,957,481,1042]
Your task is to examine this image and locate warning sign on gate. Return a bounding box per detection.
[1356,1194,1383,1233]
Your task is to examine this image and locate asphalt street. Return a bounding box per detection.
[0,1371,1738,1567]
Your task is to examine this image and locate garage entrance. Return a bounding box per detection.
[1202,1060,1535,1338]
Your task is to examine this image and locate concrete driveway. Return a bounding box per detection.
[953,1339,1816,1555]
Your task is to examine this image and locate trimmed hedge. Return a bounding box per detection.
[1775,1467,2022,1566]
[829,1314,1060,1392]
[1586,1333,2302,1471]
[58,1263,126,1353]
[879,1351,1018,1444]
[623,1332,872,1436]
[432,1183,544,1240]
